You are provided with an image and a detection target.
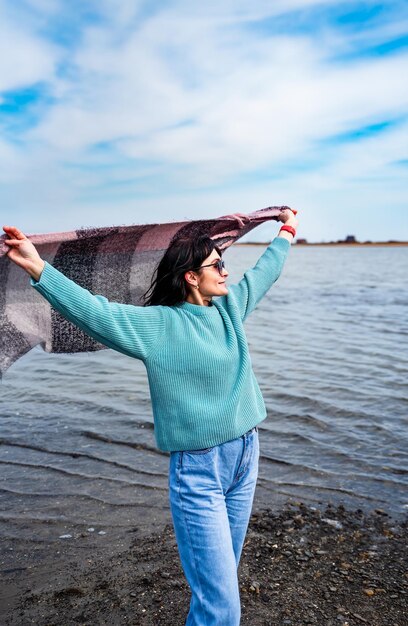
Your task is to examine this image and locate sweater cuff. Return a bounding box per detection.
[272,235,291,252]
[30,261,53,289]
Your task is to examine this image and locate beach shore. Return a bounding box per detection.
[1,502,406,626]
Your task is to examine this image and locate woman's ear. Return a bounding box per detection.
[184,270,197,287]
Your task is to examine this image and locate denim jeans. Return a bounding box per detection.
[169,426,259,626]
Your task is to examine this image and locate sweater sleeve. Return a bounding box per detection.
[223,237,290,322]
[30,262,165,361]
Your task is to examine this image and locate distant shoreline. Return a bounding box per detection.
[236,241,408,247]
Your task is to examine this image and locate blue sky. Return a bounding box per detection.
[0,0,407,242]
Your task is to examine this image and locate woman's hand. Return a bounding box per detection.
[2,226,45,281]
[278,208,299,230]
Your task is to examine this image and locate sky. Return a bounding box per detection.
[0,0,407,242]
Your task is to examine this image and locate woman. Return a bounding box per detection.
[3,208,298,625]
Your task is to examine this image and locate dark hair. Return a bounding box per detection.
[143,235,222,306]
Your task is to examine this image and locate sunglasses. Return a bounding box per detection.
[193,259,226,275]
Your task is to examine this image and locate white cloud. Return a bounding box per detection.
[0,24,57,93]
[0,0,407,239]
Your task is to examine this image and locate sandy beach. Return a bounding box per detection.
[1,501,407,626]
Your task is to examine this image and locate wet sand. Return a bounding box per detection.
[1,501,407,626]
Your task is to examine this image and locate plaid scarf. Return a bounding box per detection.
[0,206,290,378]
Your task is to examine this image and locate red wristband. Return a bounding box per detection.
[279,225,296,237]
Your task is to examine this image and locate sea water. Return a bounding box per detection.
[0,244,407,540]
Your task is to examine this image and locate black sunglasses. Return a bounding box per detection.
[193,259,226,275]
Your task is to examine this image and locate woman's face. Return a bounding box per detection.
[189,249,229,299]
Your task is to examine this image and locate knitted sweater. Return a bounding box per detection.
[31,237,290,451]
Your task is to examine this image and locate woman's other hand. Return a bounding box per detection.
[278,208,298,230]
[2,226,45,281]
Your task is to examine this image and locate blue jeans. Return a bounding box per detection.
[169,426,259,626]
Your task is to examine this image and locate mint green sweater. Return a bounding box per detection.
[31,237,290,451]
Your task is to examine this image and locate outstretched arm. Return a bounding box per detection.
[2,226,164,361]
[224,209,298,321]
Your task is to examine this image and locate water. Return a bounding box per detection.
[0,245,407,541]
